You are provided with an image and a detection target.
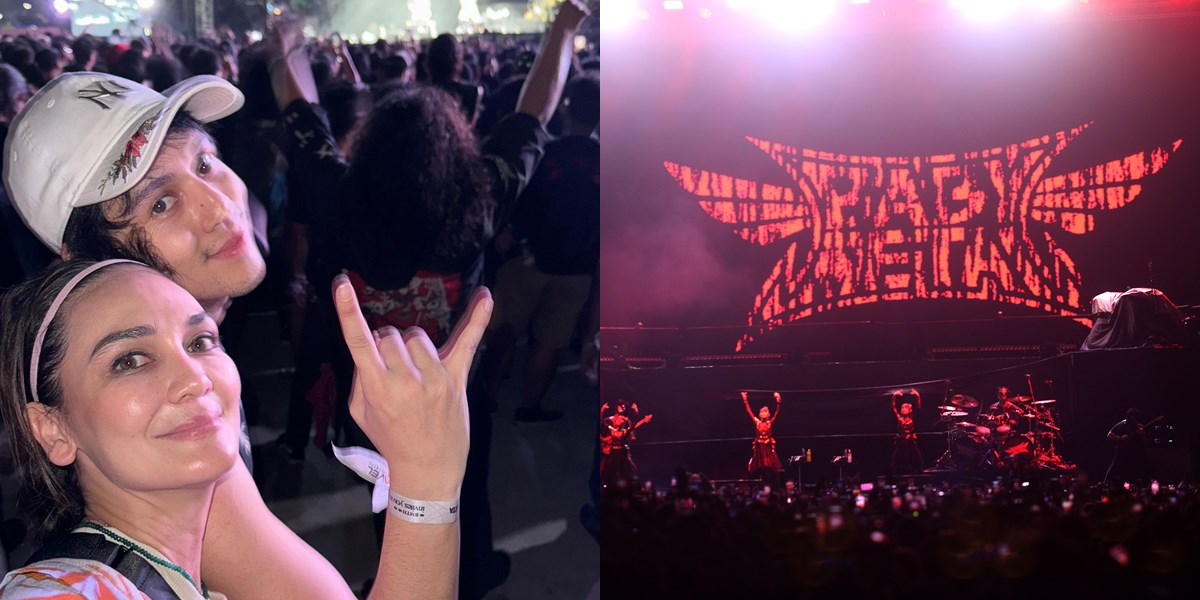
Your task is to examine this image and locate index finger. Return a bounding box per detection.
[332,275,385,373]
[439,286,494,376]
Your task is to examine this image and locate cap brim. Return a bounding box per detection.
[82,76,244,207]
[162,75,245,124]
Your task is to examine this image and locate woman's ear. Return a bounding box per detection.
[26,403,78,467]
[59,243,73,261]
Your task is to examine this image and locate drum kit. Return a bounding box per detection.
[933,394,1074,473]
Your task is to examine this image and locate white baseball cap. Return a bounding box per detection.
[3,72,245,252]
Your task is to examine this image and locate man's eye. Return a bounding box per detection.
[198,154,213,175]
[151,196,177,214]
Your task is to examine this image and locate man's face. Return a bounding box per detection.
[105,128,266,309]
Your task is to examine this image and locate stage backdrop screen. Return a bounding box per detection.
[602,9,1200,352]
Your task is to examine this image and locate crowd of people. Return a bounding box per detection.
[603,475,1200,598]
[0,1,598,598]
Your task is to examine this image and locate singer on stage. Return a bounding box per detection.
[742,391,783,481]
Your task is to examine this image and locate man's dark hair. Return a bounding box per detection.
[61,112,211,276]
[111,48,147,84]
[34,48,62,73]
[187,46,221,77]
[0,64,28,120]
[563,74,599,128]
[318,79,366,144]
[69,36,96,69]
[376,54,409,82]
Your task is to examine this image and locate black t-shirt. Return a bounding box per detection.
[513,135,600,276]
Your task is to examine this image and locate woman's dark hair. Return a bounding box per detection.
[236,42,279,120]
[341,85,491,285]
[61,111,211,276]
[0,259,147,541]
[427,34,461,82]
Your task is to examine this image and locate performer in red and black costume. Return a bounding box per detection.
[742,391,783,482]
[600,399,652,486]
[891,388,923,476]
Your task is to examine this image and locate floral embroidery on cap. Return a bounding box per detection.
[98,112,161,195]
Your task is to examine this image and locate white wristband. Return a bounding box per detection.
[389,489,459,524]
[332,444,459,524]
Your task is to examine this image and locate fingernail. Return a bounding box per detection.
[336,282,351,302]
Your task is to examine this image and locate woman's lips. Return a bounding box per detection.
[159,413,222,440]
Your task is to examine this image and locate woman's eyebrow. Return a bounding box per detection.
[90,325,155,359]
[188,313,213,328]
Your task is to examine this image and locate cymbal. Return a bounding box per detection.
[1019,413,1039,419]
[940,411,968,418]
[1010,396,1032,402]
[950,394,979,409]
[1031,399,1057,405]
[953,421,978,428]
[937,405,959,411]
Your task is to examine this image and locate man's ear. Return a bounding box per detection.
[26,403,78,467]
[59,243,72,261]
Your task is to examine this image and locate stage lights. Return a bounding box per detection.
[604,0,651,31]
[605,0,1093,33]
[947,0,1023,22]
[749,0,839,32]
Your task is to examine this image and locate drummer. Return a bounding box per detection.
[987,386,1025,428]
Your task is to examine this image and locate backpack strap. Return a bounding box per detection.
[27,532,181,599]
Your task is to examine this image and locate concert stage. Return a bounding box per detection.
[601,331,1200,486]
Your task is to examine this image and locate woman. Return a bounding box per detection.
[0,259,488,598]
[742,391,783,478]
[891,388,923,476]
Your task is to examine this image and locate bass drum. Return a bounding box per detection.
[986,433,1035,469]
[951,432,987,469]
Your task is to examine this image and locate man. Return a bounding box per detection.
[987,386,1024,428]
[1105,408,1155,484]
[483,73,600,422]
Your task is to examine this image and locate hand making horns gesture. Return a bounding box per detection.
[332,274,492,502]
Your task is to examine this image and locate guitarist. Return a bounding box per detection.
[600,400,653,486]
[1105,408,1157,485]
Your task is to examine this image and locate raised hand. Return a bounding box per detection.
[333,275,493,501]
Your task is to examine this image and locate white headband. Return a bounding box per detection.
[29,259,142,404]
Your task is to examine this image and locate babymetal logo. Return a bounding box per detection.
[664,123,1181,351]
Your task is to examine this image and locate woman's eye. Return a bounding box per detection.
[189,334,218,353]
[151,196,177,215]
[112,353,149,373]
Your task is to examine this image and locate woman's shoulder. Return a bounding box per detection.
[0,558,146,599]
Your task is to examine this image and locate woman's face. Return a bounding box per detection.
[759,407,770,420]
[52,266,242,492]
